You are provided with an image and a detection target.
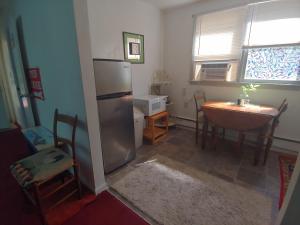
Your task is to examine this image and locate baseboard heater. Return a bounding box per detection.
[174,115,300,145]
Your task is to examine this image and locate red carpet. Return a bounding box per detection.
[0,128,32,225]
[64,191,150,225]
[46,194,96,225]
[279,154,297,208]
[1,128,150,225]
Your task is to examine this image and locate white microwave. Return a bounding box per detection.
[133,95,167,116]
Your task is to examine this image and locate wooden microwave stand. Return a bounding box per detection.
[143,111,169,144]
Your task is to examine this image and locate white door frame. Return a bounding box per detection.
[73,0,107,194]
[0,15,35,128]
[0,46,14,123]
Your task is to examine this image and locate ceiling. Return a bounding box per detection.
[141,0,202,10]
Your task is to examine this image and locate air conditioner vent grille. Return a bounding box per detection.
[200,63,231,81]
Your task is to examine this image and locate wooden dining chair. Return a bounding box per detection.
[10,109,82,225]
[194,91,226,147]
[263,101,288,165]
[278,98,287,111]
[242,99,288,165]
[194,90,206,144]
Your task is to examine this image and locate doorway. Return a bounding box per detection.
[0,15,39,128]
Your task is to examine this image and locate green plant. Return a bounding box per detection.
[241,83,260,98]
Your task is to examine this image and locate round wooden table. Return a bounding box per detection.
[201,101,278,165]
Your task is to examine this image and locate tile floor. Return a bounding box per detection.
[107,126,286,224]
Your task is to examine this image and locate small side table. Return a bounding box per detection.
[144,111,168,144]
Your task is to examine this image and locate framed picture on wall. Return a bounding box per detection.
[123,32,144,64]
[27,68,45,100]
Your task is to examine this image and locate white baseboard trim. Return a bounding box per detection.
[94,182,108,195]
[175,119,298,155]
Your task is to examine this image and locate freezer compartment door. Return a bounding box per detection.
[93,60,132,96]
[98,95,135,174]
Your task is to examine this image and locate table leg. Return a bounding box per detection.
[237,132,245,152]
[254,125,267,166]
[211,126,218,150]
[149,118,155,144]
[165,113,169,133]
[202,116,208,150]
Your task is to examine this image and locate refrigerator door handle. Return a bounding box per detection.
[96,91,132,100]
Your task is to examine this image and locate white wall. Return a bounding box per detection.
[87,0,163,96]
[163,0,300,152]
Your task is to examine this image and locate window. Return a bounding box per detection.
[193,6,248,82]
[241,0,300,84]
[192,0,300,85]
[244,46,300,81]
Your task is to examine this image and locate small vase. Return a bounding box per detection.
[244,98,250,105]
[237,94,250,106]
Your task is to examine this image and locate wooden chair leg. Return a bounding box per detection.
[74,164,82,199]
[202,117,208,150]
[33,183,48,225]
[165,114,169,133]
[264,137,273,165]
[254,126,268,166]
[150,119,155,144]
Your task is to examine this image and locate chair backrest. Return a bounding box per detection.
[270,102,288,136]
[53,109,78,161]
[278,98,287,111]
[193,90,206,112]
[276,102,288,121]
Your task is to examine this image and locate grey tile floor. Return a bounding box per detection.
[107,126,285,224]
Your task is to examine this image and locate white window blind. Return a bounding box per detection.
[245,0,300,46]
[193,6,248,61]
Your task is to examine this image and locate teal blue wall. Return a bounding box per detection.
[7,0,93,187]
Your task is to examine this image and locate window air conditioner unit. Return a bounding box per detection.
[200,63,231,81]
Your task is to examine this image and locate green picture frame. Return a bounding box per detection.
[123,32,144,64]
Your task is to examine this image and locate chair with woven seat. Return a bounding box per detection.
[10,109,81,225]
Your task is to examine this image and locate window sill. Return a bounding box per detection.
[189,80,300,90]
[190,80,240,86]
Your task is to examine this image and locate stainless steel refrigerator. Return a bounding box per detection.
[93,59,135,174]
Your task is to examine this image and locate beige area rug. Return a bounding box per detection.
[111,155,273,225]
